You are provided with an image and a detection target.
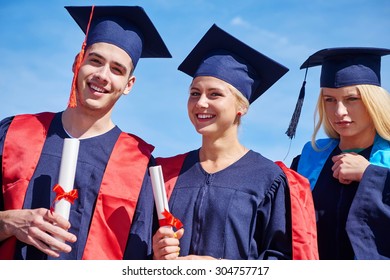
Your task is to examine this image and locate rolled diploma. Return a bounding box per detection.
[149,165,170,227]
[54,138,80,220]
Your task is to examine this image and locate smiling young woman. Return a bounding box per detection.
[151,24,318,261]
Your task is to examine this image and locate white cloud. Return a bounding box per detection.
[230,16,251,28]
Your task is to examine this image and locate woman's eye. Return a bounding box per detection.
[324,97,335,103]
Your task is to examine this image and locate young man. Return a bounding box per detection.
[0,5,171,260]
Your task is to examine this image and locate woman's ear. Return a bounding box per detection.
[238,106,248,116]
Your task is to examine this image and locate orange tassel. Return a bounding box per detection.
[68,6,95,108]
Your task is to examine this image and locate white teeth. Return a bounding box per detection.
[197,114,214,119]
[90,84,105,93]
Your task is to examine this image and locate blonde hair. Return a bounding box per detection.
[311,84,390,149]
[226,83,249,126]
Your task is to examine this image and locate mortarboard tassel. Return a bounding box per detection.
[285,67,308,139]
[68,6,95,108]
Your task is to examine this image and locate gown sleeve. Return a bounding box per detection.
[346,164,390,259]
[0,116,14,212]
[0,117,14,250]
[123,156,157,260]
[256,173,292,260]
[290,155,301,171]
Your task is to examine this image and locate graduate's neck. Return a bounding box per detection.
[338,129,376,152]
[62,107,115,139]
[199,136,248,173]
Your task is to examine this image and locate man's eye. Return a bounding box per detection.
[112,67,124,75]
[90,58,101,64]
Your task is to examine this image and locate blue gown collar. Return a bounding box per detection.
[298,134,390,190]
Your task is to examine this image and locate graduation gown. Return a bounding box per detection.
[0,112,154,259]
[157,149,293,260]
[292,136,390,259]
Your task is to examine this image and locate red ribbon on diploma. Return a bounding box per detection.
[50,184,79,212]
[159,209,183,229]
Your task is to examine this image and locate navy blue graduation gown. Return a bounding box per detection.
[0,112,153,260]
[292,144,390,259]
[163,149,292,260]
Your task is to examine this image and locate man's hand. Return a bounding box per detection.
[0,208,77,258]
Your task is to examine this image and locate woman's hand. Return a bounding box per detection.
[332,153,370,184]
[152,227,184,260]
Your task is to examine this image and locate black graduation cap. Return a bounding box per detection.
[178,24,289,104]
[301,47,390,88]
[65,6,172,68]
[285,47,390,139]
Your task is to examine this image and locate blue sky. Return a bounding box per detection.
[1,0,389,165]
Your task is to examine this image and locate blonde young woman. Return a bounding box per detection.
[151,24,318,260]
[291,47,390,260]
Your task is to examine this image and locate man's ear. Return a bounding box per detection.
[72,53,81,73]
[123,75,136,95]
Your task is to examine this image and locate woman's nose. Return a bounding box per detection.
[196,95,209,108]
[335,101,348,117]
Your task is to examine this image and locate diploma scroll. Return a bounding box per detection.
[54,138,80,220]
[149,165,171,228]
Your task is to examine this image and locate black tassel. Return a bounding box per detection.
[285,80,306,139]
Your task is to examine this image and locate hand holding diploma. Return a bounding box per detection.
[2,138,79,257]
[149,165,183,229]
[150,165,184,260]
[52,138,80,244]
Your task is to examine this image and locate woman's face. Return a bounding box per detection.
[187,76,241,137]
[322,85,375,142]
